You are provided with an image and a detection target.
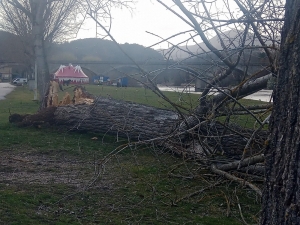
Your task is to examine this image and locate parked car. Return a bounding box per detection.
[12,78,27,85]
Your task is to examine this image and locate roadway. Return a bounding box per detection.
[0,82,15,100]
[158,85,273,102]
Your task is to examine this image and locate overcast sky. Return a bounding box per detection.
[76,1,193,49]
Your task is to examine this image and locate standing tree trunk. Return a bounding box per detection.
[260,1,300,224]
[32,0,49,108]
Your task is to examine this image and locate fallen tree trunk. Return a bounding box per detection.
[9,86,268,158]
[54,97,180,141]
[9,102,267,158]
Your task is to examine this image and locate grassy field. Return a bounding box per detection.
[84,85,263,109]
[0,85,262,224]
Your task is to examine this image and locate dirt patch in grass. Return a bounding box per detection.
[0,146,261,224]
[0,148,99,187]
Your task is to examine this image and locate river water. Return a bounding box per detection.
[158,85,273,102]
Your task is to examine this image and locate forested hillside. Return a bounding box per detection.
[0,30,29,63]
[0,31,163,63]
[49,38,163,62]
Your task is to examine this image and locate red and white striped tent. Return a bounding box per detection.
[54,64,89,84]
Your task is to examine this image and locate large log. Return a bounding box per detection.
[9,99,267,157]
[53,97,180,141]
[9,86,268,157]
[9,85,179,141]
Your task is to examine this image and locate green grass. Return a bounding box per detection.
[84,85,201,112]
[0,85,262,224]
[84,85,266,109]
[0,85,39,121]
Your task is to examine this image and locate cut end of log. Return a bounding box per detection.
[73,86,94,105]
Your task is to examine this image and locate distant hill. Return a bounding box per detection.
[161,30,273,60]
[0,31,163,64]
[48,38,163,63]
[0,30,29,63]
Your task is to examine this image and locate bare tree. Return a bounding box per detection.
[151,1,300,223]
[0,0,83,106]
[81,0,284,195]
[155,0,283,109]
[0,0,134,107]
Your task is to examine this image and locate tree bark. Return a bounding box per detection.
[260,1,300,224]
[33,1,50,108]
[53,98,180,141]
[53,102,267,157]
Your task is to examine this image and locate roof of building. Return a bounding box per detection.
[54,64,88,78]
